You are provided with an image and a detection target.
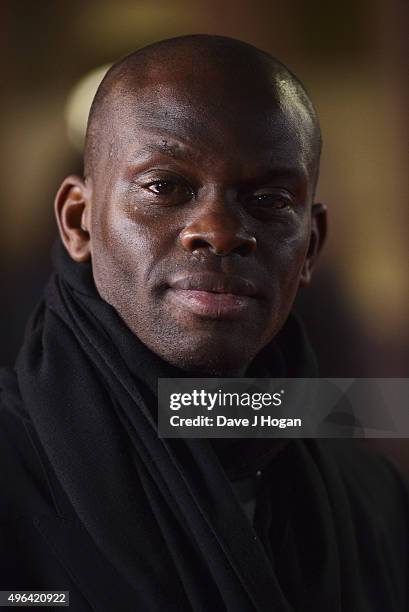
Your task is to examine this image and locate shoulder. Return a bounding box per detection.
[311,439,409,554]
[316,438,409,504]
[0,368,55,522]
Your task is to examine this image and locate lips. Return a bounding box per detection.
[169,272,259,297]
[167,273,260,319]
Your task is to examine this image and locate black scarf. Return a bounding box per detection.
[2,242,381,611]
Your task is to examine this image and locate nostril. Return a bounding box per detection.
[235,240,256,257]
[180,225,257,257]
[191,238,211,251]
[209,240,256,257]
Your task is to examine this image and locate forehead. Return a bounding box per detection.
[100,80,315,179]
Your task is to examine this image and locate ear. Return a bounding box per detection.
[54,175,92,262]
[300,202,327,287]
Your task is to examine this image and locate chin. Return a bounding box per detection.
[178,356,249,377]
[167,337,260,377]
[132,312,273,376]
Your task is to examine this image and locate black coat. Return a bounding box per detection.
[2,398,409,611]
[1,243,409,611]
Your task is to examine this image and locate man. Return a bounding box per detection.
[0,35,408,611]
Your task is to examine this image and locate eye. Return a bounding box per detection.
[246,190,293,210]
[147,180,178,195]
[141,177,194,205]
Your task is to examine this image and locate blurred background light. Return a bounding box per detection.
[65,64,111,152]
[1,0,408,380]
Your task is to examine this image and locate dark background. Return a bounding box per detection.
[1,1,408,467]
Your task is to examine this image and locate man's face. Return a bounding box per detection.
[87,79,321,375]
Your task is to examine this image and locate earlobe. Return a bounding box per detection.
[54,175,92,262]
[300,202,327,287]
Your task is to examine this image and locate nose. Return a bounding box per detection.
[179,212,257,257]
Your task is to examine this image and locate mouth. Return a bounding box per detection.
[167,273,261,319]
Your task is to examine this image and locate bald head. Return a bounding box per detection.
[57,34,327,375]
[84,35,321,187]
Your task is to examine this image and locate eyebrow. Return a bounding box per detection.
[237,167,308,190]
[127,142,309,185]
[128,141,195,162]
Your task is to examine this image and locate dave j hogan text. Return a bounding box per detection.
[169,415,302,429]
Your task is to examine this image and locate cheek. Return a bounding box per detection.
[90,201,177,310]
[258,230,310,342]
[262,221,310,291]
[282,233,309,279]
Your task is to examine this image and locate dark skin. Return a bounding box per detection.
[55,40,327,377]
